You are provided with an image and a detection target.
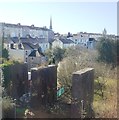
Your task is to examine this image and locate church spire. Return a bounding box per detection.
[50,16,52,30]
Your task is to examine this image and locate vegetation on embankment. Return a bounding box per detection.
[93,78,117,118]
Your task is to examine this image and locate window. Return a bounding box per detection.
[26,58,27,62]
[18,44,22,49]
[26,51,27,55]
[7,45,9,48]
[10,44,14,49]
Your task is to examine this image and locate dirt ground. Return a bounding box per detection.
[23,95,71,118]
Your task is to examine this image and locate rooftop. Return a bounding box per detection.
[8,36,48,44]
[60,38,74,44]
[0,22,50,31]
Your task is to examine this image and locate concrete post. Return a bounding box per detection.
[31,65,57,106]
[71,68,94,118]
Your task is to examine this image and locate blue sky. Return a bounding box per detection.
[0,1,117,35]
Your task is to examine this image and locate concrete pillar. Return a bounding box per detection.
[71,68,94,118]
[31,65,57,106]
[9,63,28,99]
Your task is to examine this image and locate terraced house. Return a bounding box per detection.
[0,17,54,42]
[1,18,54,69]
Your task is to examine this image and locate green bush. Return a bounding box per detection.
[97,37,117,65]
[2,97,15,118]
[2,48,9,60]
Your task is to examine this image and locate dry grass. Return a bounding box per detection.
[93,78,117,118]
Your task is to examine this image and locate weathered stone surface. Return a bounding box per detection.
[71,68,94,118]
[4,63,28,99]
[31,65,57,106]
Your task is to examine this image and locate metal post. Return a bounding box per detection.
[14,99,16,118]
[81,100,84,118]
[81,100,84,111]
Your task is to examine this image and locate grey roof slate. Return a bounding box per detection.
[9,37,48,44]
[22,43,33,50]
[22,42,40,50]
[4,38,13,44]
[29,49,44,57]
[60,39,74,44]
[36,38,48,43]
[3,22,50,31]
[29,50,37,57]
[89,38,96,41]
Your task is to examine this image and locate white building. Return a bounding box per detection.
[37,38,50,53]
[27,50,46,69]
[67,32,89,46]
[0,19,54,42]
[67,32,98,49]
[52,39,63,49]
[87,38,97,49]
[4,37,47,70]
[88,33,103,41]
[4,36,50,53]
[52,38,75,49]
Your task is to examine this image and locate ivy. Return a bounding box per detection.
[2,48,9,60]
[1,60,19,89]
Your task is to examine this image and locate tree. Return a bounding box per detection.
[102,28,107,38]
[117,39,119,65]
[53,47,66,63]
[45,47,66,64]
[97,37,117,66]
[45,49,54,64]
[2,48,9,60]
[57,46,98,100]
[1,60,20,97]
[58,45,116,100]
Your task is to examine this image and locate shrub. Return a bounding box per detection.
[97,37,117,66]
[2,48,9,60]
[2,97,15,118]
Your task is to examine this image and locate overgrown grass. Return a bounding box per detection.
[2,96,15,118]
[93,78,117,118]
[16,107,26,118]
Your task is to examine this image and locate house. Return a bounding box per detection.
[67,32,89,46]
[87,38,97,49]
[52,39,63,49]
[76,32,89,46]
[36,38,50,53]
[28,49,46,69]
[4,37,46,70]
[67,34,80,45]
[0,20,54,41]
[66,33,97,49]
[52,38,75,49]
[5,35,50,52]
[60,39,75,48]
